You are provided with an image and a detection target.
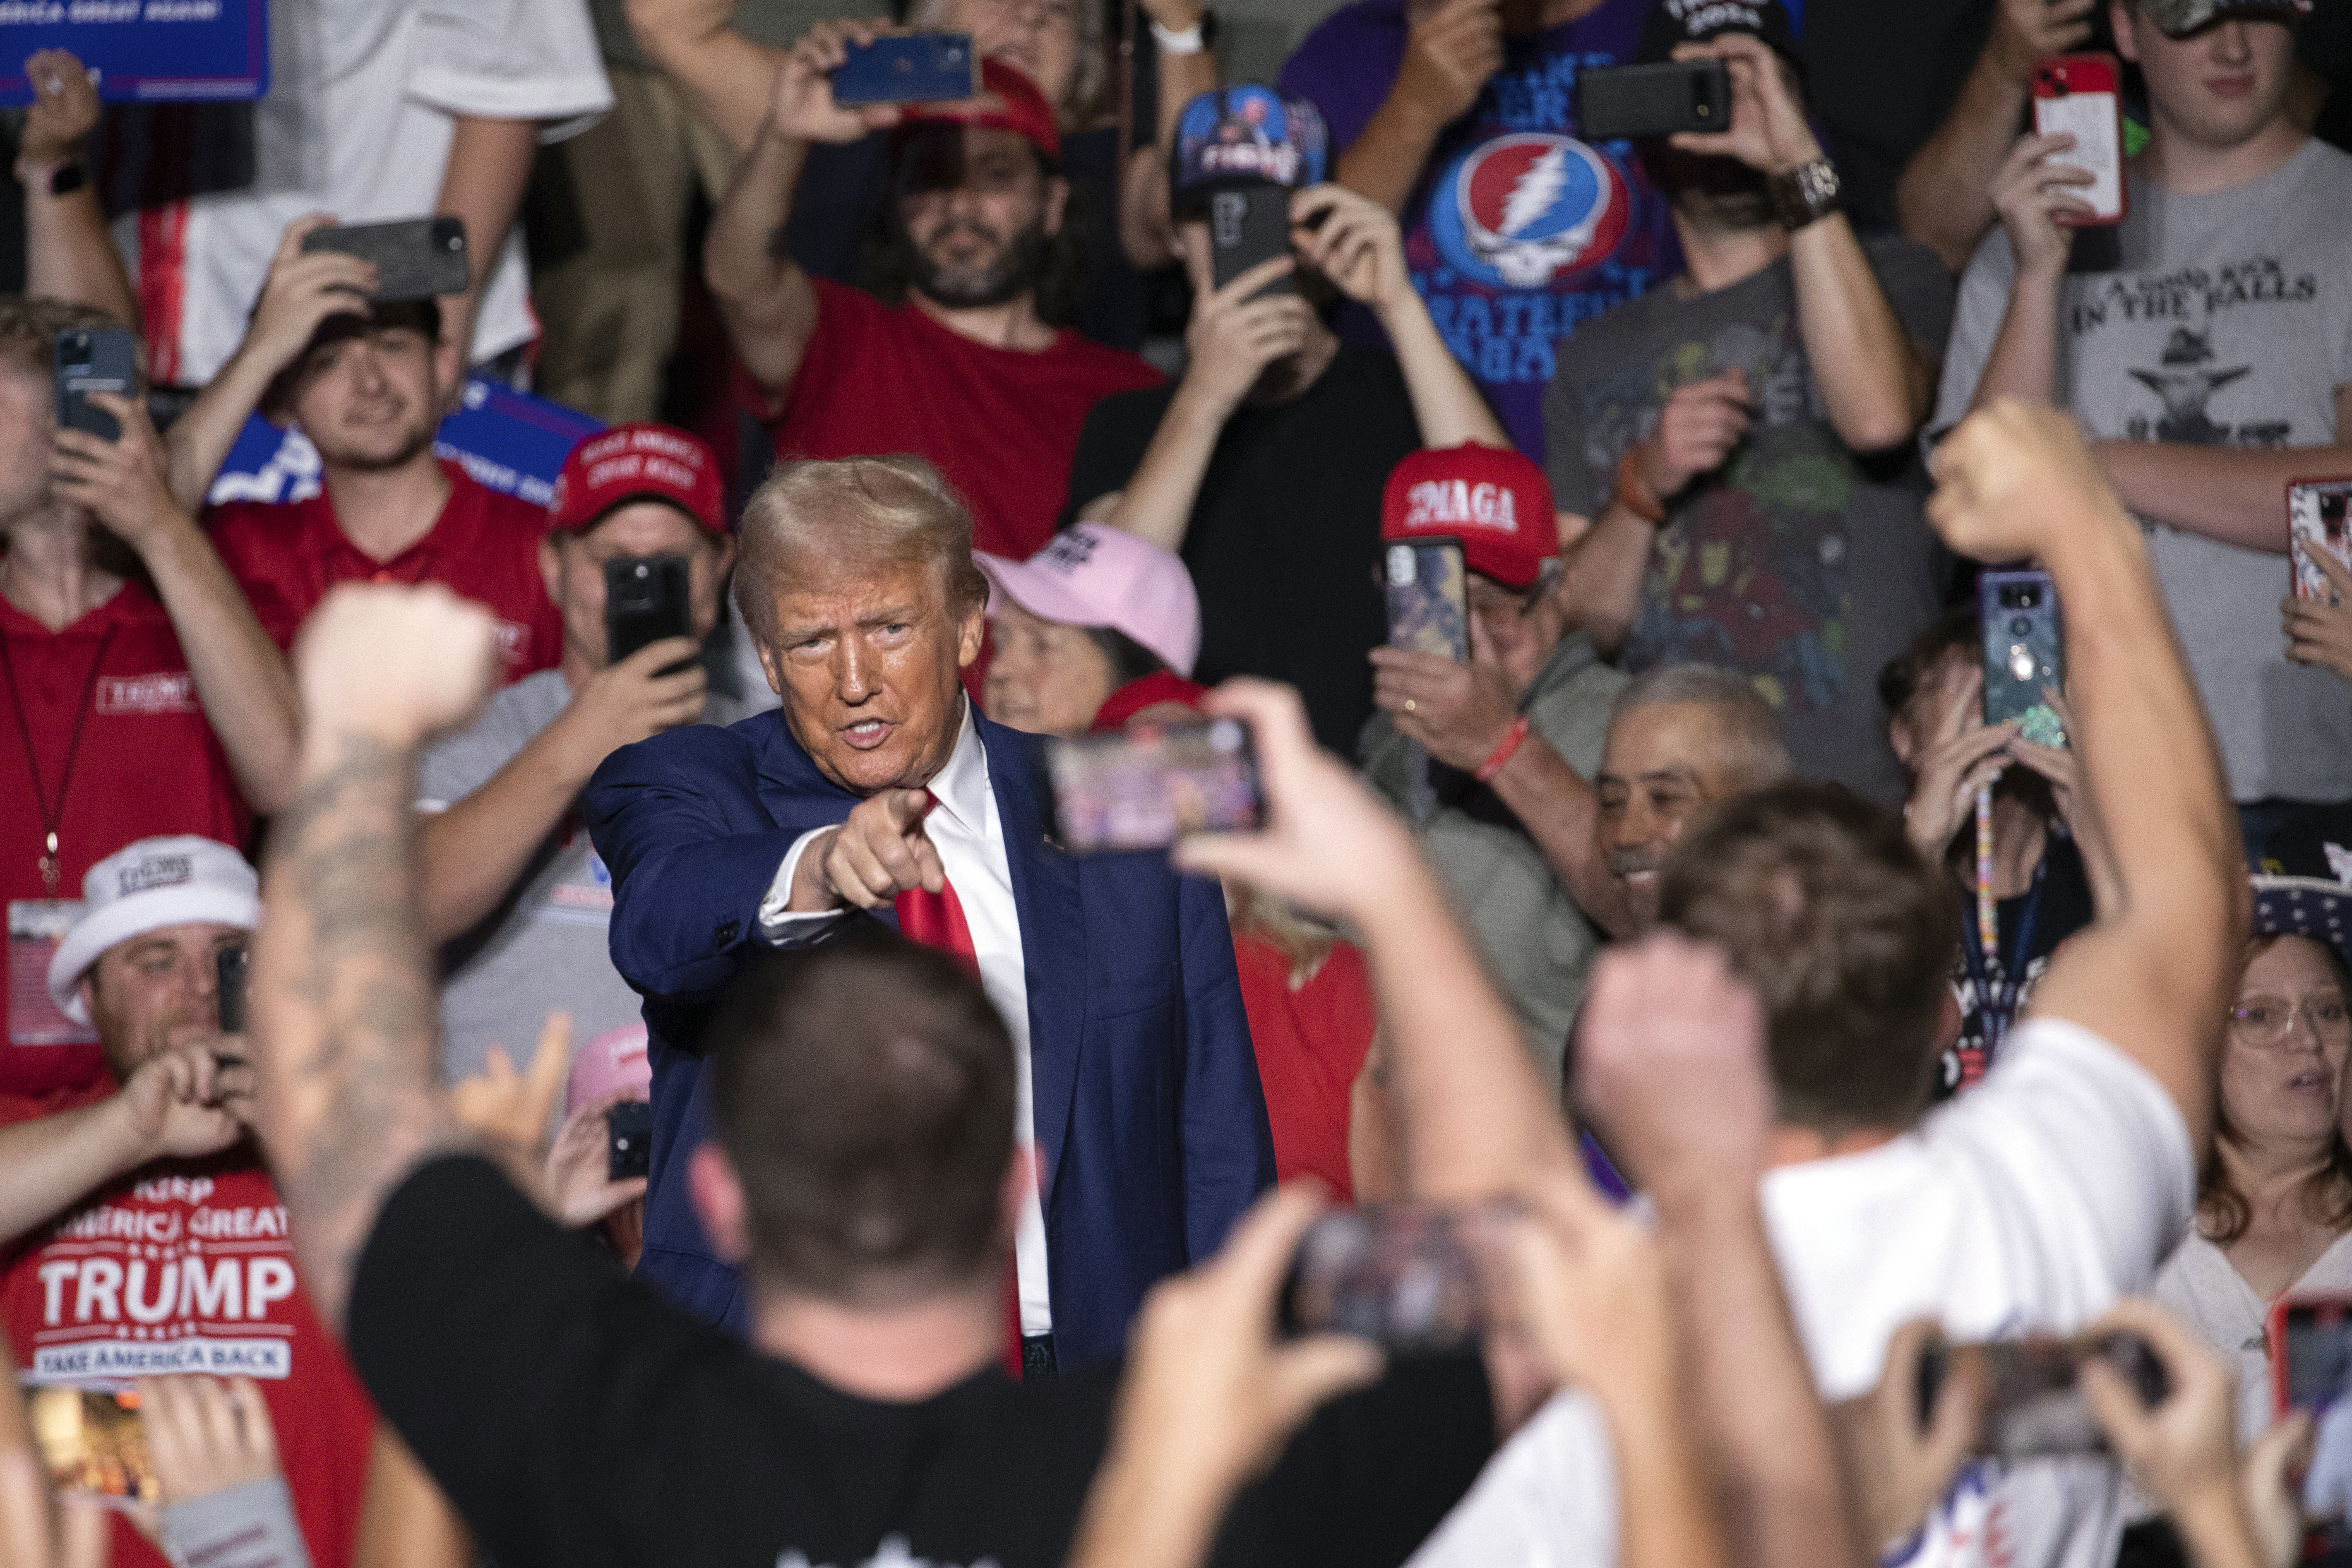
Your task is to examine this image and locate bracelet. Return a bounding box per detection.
[1475,716,1530,783]
[1149,15,1207,53]
[1613,447,1667,525]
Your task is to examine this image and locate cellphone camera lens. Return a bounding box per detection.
[2010,616,2033,637]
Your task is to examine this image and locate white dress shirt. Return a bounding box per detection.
[756,702,1052,1336]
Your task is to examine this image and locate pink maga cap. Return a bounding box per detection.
[567,1023,651,1115]
[974,523,1201,677]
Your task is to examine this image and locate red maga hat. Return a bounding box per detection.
[894,58,1061,162]
[1381,444,1557,591]
[549,423,727,535]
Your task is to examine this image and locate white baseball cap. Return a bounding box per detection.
[48,836,261,1025]
[974,523,1202,677]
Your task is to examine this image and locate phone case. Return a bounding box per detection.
[1980,569,2066,747]
[1278,1204,1502,1352]
[1045,719,1264,854]
[2271,1294,2352,1418]
[301,218,471,302]
[1207,185,1298,299]
[2031,54,2127,227]
[605,556,694,665]
[1576,60,1731,142]
[831,33,978,105]
[1385,540,1470,663]
[53,328,138,442]
[2289,477,2352,603]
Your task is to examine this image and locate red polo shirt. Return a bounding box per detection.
[206,461,561,680]
[0,585,251,1096]
[1233,934,1375,1198]
[752,280,1163,559]
[0,1083,377,1568]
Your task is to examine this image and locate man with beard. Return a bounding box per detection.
[169,216,564,684]
[706,34,1159,560]
[1063,86,1511,752]
[1543,0,1954,806]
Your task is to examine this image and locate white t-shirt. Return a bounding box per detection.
[1406,1391,1615,1568]
[1403,1015,2196,1568]
[117,0,614,385]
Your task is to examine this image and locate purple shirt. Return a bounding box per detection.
[1280,0,1682,461]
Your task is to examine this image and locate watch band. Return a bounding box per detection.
[1149,11,1213,53]
[48,161,86,197]
[1769,157,1841,233]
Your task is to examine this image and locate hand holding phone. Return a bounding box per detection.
[1384,539,1470,662]
[607,1100,654,1181]
[2030,55,2125,227]
[300,217,469,302]
[53,327,138,442]
[831,32,976,104]
[1207,185,1300,301]
[1917,1330,2167,1457]
[1979,569,2067,749]
[1576,60,1731,141]
[604,555,694,666]
[1279,1203,1510,1351]
[1047,718,1265,854]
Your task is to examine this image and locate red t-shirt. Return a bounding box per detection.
[1232,933,1376,1198]
[0,1083,377,1568]
[0,586,252,1096]
[754,280,1163,559]
[206,461,562,681]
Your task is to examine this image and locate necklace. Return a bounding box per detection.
[0,621,117,898]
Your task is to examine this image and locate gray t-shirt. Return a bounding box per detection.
[417,670,755,1085]
[1935,139,2352,804]
[1545,237,1957,806]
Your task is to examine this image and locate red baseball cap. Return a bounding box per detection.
[1381,444,1556,590]
[894,58,1061,162]
[549,423,726,535]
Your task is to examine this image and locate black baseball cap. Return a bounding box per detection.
[1634,0,1802,69]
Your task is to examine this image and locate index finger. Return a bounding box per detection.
[2307,538,2352,592]
[1195,677,1319,805]
[275,212,342,266]
[1205,252,1298,308]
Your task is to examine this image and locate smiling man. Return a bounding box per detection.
[704,40,1160,559]
[586,454,1272,1370]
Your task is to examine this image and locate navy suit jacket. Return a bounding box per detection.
[584,706,1275,1369]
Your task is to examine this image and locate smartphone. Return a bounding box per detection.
[604,555,694,668]
[1278,1203,1510,1352]
[1917,1333,2169,1458]
[2031,54,2127,227]
[2274,1297,2352,1518]
[607,1100,653,1182]
[831,32,977,105]
[1385,539,1470,663]
[29,1386,158,1508]
[216,944,250,1035]
[1046,718,1264,854]
[1980,569,2066,748]
[301,217,471,302]
[53,327,139,442]
[2290,478,2352,603]
[1207,184,1297,300]
[1576,60,1732,142]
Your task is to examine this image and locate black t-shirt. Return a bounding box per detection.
[349,1157,1494,1568]
[1059,347,1424,755]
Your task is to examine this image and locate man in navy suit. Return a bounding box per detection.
[586,453,1273,1370]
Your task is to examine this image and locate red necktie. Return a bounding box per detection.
[890,795,1026,1378]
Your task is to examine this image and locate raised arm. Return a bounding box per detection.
[250,584,498,1331]
[626,0,794,154]
[1326,0,1498,213]
[1894,0,2095,271]
[1576,935,1860,1568]
[15,52,136,328]
[52,390,303,812]
[1963,132,2094,416]
[1672,36,1931,451]
[1927,400,2245,1153]
[1116,0,1223,271]
[705,22,901,398]
[1294,182,1507,447]
[431,117,541,363]
[163,216,378,514]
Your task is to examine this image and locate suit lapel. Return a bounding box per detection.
[751,711,862,834]
[979,714,1084,1203]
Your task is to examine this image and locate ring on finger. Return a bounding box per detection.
[1404,698,1417,714]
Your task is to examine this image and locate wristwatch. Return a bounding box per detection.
[13,158,84,197]
[1150,8,1218,55]
[1769,156,1840,233]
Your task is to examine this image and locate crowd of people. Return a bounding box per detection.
[0,0,2350,1565]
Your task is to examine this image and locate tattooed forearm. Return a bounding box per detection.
[252,730,471,1333]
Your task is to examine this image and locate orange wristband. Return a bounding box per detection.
[1614,447,1667,525]
[1475,716,1531,783]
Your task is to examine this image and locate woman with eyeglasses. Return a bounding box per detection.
[2151,879,2352,1445]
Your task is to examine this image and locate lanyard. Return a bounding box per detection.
[1962,851,2049,1056]
[0,623,117,899]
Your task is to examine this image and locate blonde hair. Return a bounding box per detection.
[908,0,1106,128]
[1232,885,1338,991]
[734,454,990,642]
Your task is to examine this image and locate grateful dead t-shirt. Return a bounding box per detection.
[1545,236,1957,804]
[1936,139,2352,804]
[1279,0,1682,462]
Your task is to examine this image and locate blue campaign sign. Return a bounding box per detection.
[207,378,605,510]
[0,0,268,105]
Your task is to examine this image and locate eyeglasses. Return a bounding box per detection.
[2229,992,2352,1048]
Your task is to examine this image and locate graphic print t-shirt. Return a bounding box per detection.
[1280,0,1681,461]
[1936,139,2352,804]
[1546,236,1957,804]
[0,1088,377,1568]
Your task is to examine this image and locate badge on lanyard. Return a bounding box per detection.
[8,899,97,1046]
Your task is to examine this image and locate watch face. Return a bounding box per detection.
[49,163,85,197]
